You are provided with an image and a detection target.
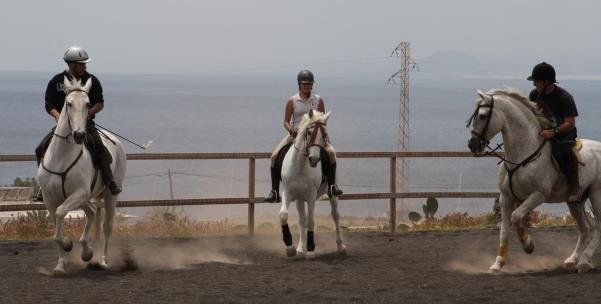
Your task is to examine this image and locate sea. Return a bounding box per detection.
[1,70,600,221]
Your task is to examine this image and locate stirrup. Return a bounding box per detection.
[108,181,122,195]
[328,184,343,197]
[264,190,280,203]
[33,189,44,202]
[567,186,582,203]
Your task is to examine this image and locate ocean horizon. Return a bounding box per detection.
[1,70,600,220]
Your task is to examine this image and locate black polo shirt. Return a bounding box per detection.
[529,86,578,139]
[44,71,104,119]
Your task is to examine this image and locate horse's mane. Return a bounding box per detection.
[486,88,538,113]
[486,88,552,129]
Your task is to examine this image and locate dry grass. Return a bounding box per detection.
[0,208,584,241]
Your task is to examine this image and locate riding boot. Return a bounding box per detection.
[35,128,54,166]
[264,166,281,202]
[327,163,343,197]
[33,188,44,202]
[567,160,581,203]
[98,152,121,195]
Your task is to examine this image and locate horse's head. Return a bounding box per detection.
[61,76,92,144]
[296,109,331,167]
[467,90,503,153]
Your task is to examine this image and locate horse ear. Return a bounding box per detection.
[476,90,488,101]
[63,76,72,93]
[323,111,331,122]
[309,109,314,118]
[83,77,93,93]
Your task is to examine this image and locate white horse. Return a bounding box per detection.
[37,76,126,274]
[278,109,346,258]
[467,88,601,273]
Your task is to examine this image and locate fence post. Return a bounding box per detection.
[248,158,255,235]
[390,156,396,233]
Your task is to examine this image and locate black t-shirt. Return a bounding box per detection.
[529,86,578,139]
[44,71,104,119]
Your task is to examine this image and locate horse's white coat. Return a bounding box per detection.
[37,77,126,274]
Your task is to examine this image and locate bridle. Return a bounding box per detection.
[466,95,495,148]
[466,94,548,199]
[294,121,329,156]
[41,88,90,199]
[53,88,88,143]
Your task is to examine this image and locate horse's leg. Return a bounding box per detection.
[278,192,295,257]
[79,204,96,262]
[305,200,316,259]
[490,192,513,272]
[99,191,116,269]
[510,192,545,227]
[330,196,346,254]
[296,201,307,255]
[45,202,66,274]
[564,201,591,270]
[515,213,534,254]
[577,187,601,273]
[52,190,87,274]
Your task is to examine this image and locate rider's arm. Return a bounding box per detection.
[318,98,325,112]
[284,98,296,136]
[49,109,60,122]
[554,116,576,135]
[88,102,104,119]
[45,76,61,122]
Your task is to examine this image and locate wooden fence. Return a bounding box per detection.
[0,151,500,233]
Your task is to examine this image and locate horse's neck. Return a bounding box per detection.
[499,101,545,162]
[44,112,83,168]
[288,138,308,171]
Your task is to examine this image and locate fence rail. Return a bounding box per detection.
[0,151,501,233]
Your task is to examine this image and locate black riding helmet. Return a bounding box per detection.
[527,62,556,83]
[297,70,315,84]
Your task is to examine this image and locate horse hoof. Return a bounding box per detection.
[564,261,577,271]
[81,249,93,262]
[306,251,316,259]
[488,263,503,274]
[577,263,592,274]
[523,241,534,254]
[62,238,73,252]
[337,244,347,255]
[286,246,296,257]
[99,256,109,270]
[53,267,66,276]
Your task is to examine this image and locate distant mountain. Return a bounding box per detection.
[415,50,491,79]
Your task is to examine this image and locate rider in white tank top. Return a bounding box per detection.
[291,93,320,129]
[264,69,343,202]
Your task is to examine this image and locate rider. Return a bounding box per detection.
[264,70,343,202]
[35,46,121,197]
[528,62,580,201]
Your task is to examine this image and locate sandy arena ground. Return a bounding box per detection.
[2,227,601,303]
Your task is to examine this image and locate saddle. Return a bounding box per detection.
[550,138,583,175]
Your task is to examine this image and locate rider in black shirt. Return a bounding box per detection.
[528,62,580,202]
[35,46,121,198]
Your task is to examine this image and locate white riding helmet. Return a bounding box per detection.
[63,46,91,63]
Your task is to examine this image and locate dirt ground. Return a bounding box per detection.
[2,227,601,304]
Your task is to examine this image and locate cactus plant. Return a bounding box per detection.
[408,211,422,224]
[423,197,439,219]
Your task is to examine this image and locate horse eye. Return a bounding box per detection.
[66,102,72,107]
[478,113,487,120]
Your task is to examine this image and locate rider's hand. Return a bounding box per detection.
[289,128,299,138]
[539,129,555,139]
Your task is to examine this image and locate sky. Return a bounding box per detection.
[2,0,601,77]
